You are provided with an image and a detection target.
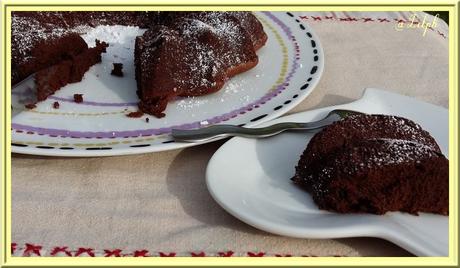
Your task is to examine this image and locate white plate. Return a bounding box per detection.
[206,88,448,256]
[11,11,324,157]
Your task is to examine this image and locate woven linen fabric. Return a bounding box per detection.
[11,11,448,257]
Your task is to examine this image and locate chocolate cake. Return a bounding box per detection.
[12,11,267,117]
[292,114,449,215]
[135,12,264,117]
[34,39,108,101]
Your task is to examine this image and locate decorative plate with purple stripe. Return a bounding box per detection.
[11,11,324,156]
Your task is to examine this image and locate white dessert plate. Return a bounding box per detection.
[206,88,449,256]
[11,11,324,157]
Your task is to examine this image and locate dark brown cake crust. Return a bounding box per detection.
[293,114,449,215]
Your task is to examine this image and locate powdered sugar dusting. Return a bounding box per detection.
[177,97,209,110]
[12,15,71,64]
[339,114,438,151]
[365,139,437,166]
[316,139,440,183]
[81,25,145,48]
[172,14,247,89]
[80,25,146,68]
[137,12,256,95]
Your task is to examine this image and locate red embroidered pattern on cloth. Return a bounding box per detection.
[104,249,122,257]
[50,246,72,256]
[23,243,42,256]
[299,15,447,39]
[11,243,346,257]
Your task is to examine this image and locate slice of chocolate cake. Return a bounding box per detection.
[293,114,448,215]
[293,114,442,190]
[306,139,448,215]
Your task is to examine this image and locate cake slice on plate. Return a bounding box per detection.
[293,114,449,215]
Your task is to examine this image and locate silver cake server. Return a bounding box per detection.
[172,109,363,143]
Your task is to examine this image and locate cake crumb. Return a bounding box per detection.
[111,63,124,77]
[127,111,144,118]
[73,94,84,103]
[145,117,150,123]
[53,101,60,109]
[95,39,108,52]
[25,103,36,109]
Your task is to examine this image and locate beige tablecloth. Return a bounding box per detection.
[11,11,448,257]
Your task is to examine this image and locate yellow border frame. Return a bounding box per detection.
[1,0,458,266]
